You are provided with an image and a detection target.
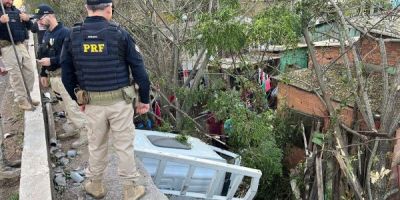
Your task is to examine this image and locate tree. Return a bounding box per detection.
[28,0,400,199]
[289,0,400,199]
[26,0,299,199]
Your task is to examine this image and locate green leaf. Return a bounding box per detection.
[312,133,325,146]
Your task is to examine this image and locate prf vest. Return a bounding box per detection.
[0,9,28,42]
[71,21,130,92]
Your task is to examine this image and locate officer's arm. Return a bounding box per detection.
[125,32,150,104]
[60,36,78,101]
[31,21,39,33]
[23,14,33,30]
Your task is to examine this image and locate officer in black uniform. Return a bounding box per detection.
[61,0,150,199]
[33,4,87,143]
[0,0,39,110]
[0,0,31,43]
[33,4,69,83]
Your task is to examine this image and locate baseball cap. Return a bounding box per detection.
[32,4,54,19]
[86,0,113,5]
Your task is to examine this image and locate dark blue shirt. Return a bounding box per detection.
[40,22,70,77]
[61,16,150,104]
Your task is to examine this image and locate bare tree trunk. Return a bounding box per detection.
[316,156,324,200]
[332,162,342,200]
[329,0,376,131]
[171,0,184,130]
[303,27,365,199]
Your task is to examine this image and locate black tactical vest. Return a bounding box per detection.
[0,9,28,42]
[71,21,130,92]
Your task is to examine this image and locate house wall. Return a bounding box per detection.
[277,82,354,130]
[279,48,308,71]
[313,22,360,42]
[393,0,400,9]
[309,37,400,68]
[308,46,354,67]
[359,37,400,66]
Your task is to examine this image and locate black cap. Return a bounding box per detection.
[33,4,54,19]
[86,0,112,5]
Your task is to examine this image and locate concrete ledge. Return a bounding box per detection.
[19,33,52,200]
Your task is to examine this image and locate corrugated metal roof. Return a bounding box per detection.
[350,14,400,39]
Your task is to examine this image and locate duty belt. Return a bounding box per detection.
[87,88,124,106]
[0,40,22,48]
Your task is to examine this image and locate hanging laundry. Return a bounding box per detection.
[261,73,266,92]
[265,75,271,93]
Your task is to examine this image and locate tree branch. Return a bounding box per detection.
[340,123,388,139]
[152,85,227,147]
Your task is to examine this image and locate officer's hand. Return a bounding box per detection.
[0,14,9,23]
[136,103,150,115]
[37,58,51,66]
[40,77,49,88]
[19,13,29,22]
[0,67,8,76]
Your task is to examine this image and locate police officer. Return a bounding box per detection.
[33,4,88,146]
[61,0,150,199]
[0,0,39,110]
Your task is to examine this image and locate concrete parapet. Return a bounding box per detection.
[19,33,52,200]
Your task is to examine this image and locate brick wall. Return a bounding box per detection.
[360,37,400,66]
[308,46,354,67]
[277,82,355,130]
[309,38,400,67]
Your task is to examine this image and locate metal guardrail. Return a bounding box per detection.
[135,148,262,200]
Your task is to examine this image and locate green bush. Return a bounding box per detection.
[207,90,287,199]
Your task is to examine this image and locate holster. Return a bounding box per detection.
[121,85,138,105]
[0,40,11,49]
[75,89,90,105]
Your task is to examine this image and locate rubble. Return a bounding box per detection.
[60,157,69,166]
[67,150,77,158]
[54,174,67,187]
[70,172,84,183]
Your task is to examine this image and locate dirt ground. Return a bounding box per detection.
[0,77,24,200]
